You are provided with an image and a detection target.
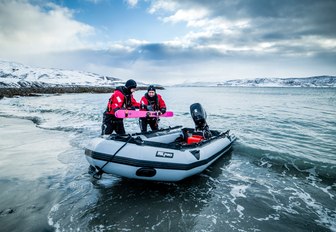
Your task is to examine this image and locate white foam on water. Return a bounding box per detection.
[96,176,120,188]
[48,203,61,231]
[230,184,248,199]
[236,205,245,218]
[305,168,335,200]
[228,184,249,220]
[151,217,167,231]
[285,184,336,231]
[220,200,231,213]
[254,213,280,221]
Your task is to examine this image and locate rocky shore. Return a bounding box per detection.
[0,86,161,99]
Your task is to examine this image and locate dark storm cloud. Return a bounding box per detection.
[148,0,336,68]
[179,0,336,38]
[136,43,229,64]
[187,1,334,25]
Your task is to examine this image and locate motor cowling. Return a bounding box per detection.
[190,103,208,131]
[190,103,212,139]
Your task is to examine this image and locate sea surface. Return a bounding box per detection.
[0,87,335,232]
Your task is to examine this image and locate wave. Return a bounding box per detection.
[37,125,86,133]
[233,142,336,183]
[0,114,44,125]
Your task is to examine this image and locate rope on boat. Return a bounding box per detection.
[92,134,133,179]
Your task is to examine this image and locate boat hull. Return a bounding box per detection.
[85,128,236,181]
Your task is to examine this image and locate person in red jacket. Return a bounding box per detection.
[101,79,140,135]
[139,85,167,132]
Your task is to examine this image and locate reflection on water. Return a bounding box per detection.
[48,151,233,231]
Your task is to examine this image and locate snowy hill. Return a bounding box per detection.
[0,61,125,88]
[174,76,336,88]
[0,61,158,98]
[1,60,335,97]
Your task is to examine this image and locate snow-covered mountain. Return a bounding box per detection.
[1,61,335,90]
[0,61,168,98]
[0,61,127,88]
[174,76,336,88]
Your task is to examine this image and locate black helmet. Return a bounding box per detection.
[147,85,156,92]
[125,79,137,89]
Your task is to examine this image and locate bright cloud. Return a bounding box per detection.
[148,1,177,14]
[125,0,138,8]
[163,8,209,26]
[0,0,93,57]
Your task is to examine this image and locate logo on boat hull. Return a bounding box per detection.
[156,151,174,158]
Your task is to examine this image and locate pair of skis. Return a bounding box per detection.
[115,110,173,118]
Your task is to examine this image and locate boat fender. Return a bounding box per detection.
[190,149,200,160]
[136,167,157,177]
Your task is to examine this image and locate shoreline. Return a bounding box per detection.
[0,86,163,98]
[0,86,115,98]
[0,116,72,232]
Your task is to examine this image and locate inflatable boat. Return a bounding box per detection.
[85,103,236,182]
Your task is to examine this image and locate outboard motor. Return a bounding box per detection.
[190,103,212,139]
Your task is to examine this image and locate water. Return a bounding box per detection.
[0,87,335,231]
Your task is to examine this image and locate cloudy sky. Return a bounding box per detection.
[0,0,335,84]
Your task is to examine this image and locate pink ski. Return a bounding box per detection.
[115,110,174,118]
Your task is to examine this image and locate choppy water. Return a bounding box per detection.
[0,87,335,231]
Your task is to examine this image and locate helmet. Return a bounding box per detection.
[147,85,156,92]
[125,79,137,89]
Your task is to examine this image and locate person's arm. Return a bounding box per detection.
[158,95,167,114]
[106,95,113,113]
[131,95,140,109]
[140,96,148,111]
[111,91,125,113]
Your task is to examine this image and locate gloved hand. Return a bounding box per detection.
[141,104,147,110]
[129,106,136,110]
[160,108,166,114]
[114,107,120,113]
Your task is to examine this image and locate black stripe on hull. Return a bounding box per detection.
[85,143,233,171]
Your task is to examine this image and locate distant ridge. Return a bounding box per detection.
[1,60,334,98]
[173,76,336,88]
[0,60,124,88]
[0,61,161,98]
